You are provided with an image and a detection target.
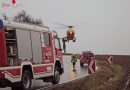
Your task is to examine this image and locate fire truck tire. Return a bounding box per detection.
[21,70,32,90]
[11,70,32,90]
[51,66,60,85]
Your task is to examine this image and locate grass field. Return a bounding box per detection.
[96,55,130,90]
[47,59,125,90]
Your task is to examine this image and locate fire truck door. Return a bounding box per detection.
[54,38,62,60]
[41,32,54,64]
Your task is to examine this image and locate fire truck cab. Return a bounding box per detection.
[0,19,64,90]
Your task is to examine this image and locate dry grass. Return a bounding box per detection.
[96,55,130,90]
[46,61,124,90]
[90,61,124,90]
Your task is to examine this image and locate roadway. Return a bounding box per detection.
[1,55,89,90]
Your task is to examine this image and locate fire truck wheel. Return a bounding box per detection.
[52,66,60,85]
[21,70,32,90]
[11,70,32,90]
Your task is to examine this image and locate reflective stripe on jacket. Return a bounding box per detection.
[71,54,77,63]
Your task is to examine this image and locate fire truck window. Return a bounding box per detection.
[55,38,60,49]
[41,34,44,43]
[40,33,45,47]
[43,32,50,46]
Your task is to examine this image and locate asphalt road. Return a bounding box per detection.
[0,55,89,90]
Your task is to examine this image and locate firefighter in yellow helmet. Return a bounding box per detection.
[71,53,77,71]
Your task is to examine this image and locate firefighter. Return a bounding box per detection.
[71,54,77,71]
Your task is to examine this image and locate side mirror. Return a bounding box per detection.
[62,38,66,53]
[72,37,76,42]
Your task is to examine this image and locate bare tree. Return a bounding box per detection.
[35,19,43,26]
[14,10,43,25]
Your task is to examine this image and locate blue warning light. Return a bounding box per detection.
[0,20,3,28]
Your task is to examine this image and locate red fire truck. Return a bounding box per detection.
[0,19,64,90]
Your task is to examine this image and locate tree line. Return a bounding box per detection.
[2,10,43,26]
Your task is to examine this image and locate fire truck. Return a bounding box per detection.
[0,19,64,90]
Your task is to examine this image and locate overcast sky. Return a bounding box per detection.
[0,0,130,55]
